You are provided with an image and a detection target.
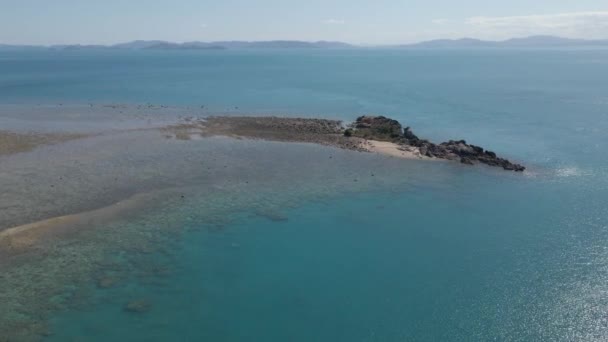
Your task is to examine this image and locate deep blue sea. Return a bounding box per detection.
[1,49,608,341]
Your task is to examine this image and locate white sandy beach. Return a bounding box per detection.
[364,140,428,160]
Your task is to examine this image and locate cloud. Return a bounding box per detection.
[200,24,208,28]
[465,11,608,39]
[323,19,345,25]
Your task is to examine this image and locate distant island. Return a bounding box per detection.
[2,36,608,51]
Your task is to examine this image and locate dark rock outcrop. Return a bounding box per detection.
[352,116,404,140]
[415,138,525,172]
[349,116,525,172]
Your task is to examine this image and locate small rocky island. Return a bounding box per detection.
[346,116,525,171]
[166,115,525,172]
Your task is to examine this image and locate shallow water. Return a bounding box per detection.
[41,162,608,341]
[1,48,608,341]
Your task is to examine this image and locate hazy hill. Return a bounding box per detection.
[141,42,226,50]
[402,36,608,48]
[26,40,355,51]
[111,40,168,49]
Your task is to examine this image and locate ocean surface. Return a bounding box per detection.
[1,48,608,341]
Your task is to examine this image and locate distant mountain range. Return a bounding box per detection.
[0,40,354,51]
[399,35,608,48]
[1,36,608,51]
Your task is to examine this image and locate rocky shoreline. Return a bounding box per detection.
[166,115,525,172]
[347,116,525,171]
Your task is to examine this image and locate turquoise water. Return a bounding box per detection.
[1,49,608,340]
[43,173,608,341]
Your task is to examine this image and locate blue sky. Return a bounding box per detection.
[1,0,608,45]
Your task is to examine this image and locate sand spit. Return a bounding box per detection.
[0,189,167,260]
[0,130,87,156]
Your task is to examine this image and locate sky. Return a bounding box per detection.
[1,0,608,45]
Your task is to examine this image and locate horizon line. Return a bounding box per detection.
[2,35,608,48]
